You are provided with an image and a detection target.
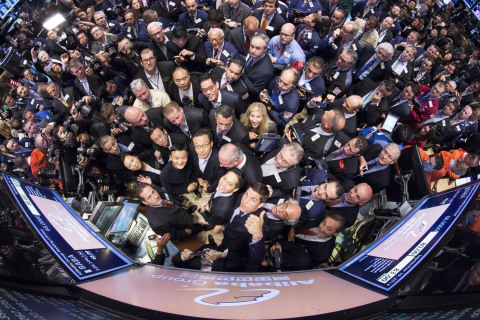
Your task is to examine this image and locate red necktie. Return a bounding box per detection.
[221,81,228,89]
[279,46,285,57]
[298,29,306,41]
[245,36,250,53]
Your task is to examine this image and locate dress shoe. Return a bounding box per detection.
[208,234,216,246]
[187,205,198,214]
[193,189,202,198]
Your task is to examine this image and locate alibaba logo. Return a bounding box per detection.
[178,288,280,306]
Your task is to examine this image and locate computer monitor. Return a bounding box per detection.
[89,202,124,235]
[109,200,141,234]
[337,180,480,293]
[386,145,430,202]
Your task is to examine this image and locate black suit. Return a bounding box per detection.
[134,61,175,90]
[152,132,187,169]
[51,86,83,118]
[199,89,245,117]
[411,64,432,87]
[351,144,391,193]
[148,40,169,62]
[189,146,226,193]
[210,66,250,104]
[252,11,285,38]
[150,0,186,23]
[237,148,263,189]
[166,35,207,73]
[242,54,275,98]
[163,107,209,139]
[160,159,198,204]
[378,28,393,44]
[326,204,359,228]
[44,39,67,59]
[209,110,249,148]
[329,98,357,137]
[167,77,202,109]
[73,75,105,100]
[323,62,351,97]
[201,192,238,228]
[146,203,193,240]
[227,27,267,58]
[354,45,390,83]
[388,50,414,88]
[386,90,410,122]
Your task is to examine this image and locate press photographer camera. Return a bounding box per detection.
[63,116,80,135]
[111,117,129,133]
[77,144,98,161]
[72,100,94,118]
[37,163,60,187]
[182,96,194,108]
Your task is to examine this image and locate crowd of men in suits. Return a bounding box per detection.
[1,0,480,272]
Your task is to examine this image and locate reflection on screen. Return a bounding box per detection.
[95,205,123,234]
[109,201,140,233]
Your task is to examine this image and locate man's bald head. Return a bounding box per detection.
[124,107,149,126]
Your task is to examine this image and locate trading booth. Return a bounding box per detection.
[0,171,479,319]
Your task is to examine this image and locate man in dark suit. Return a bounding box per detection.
[227,16,267,58]
[328,95,363,137]
[353,43,394,83]
[135,48,175,92]
[325,182,372,227]
[198,73,245,116]
[150,0,186,23]
[218,0,252,26]
[319,0,343,17]
[242,33,275,99]
[351,143,400,194]
[162,102,209,139]
[385,82,419,122]
[149,124,188,169]
[322,49,357,98]
[167,26,207,73]
[261,198,302,241]
[68,58,103,109]
[295,14,322,59]
[387,46,416,89]
[190,128,226,193]
[210,59,250,103]
[137,182,194,241]
[273,211,347,270]
[204,28,240,69]
[298,57,326,111]
[120,10,151,44]
[377,16,394,44]
[260,141,303,197]
[167,67,202,109]
[412,56,433,87]
[209,105,249,148]
[46,82,82,118]
[350,0,380,20]
[252,0,286,38]
[178,0,209,28]
[147,21,169,62]
[316,21,362,65]
[218,143,263,188]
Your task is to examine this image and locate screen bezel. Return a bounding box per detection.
[108,199,141,234]
[382,114,399,133]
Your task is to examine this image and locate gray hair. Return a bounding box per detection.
[147,21,163,33]
[344,48,358,65]
[220,143,244,161]
[344,21,359,36]
[385,143,401,161]
[283,142,304,164]
[252,33,270,49]
[94,11,106,20]
[99,135,114,148]
[377,42,394,60]
[130,78,148,92]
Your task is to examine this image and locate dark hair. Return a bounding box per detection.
[383,80,396,93]
[391,124,411,144]
[171,143,188,153]
[215,104,235,119]
[263,0,278,7]
[100,103,117,122]
[172,26,188,39]
[433,155,444,171]
[227,167,244,189]
[249,182,270,204]
[199,72,218,86]
[136,182,152,200]
[325,211,346,233]
[228,58,244,69]
[192,128,213,142]
[307,56,325,70]
[406,82,419,95]
[207,9,224,22]
[331,181,344,199]
[353,136,369,154]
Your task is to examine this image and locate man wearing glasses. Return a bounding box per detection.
[120,9,151,44]
[135,48,175,92]
[198,73,245,117]
[268,23,306,69]
[204,28,240,68]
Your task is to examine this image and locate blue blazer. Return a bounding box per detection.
[266,76,299,127]
[119,19,151,43]
[298,67,325,103]
[204,41,240,65]
[295,25,321,59]
[350,0,380,20]
[177,10,208,29]
[287,0,322,21]
[252,0,288,20]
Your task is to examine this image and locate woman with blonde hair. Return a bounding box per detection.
[0,120,12,140]
[240,102,277,149]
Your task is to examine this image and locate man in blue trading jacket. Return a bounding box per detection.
[268,23,306,70]
[295,13,322,59]
[177,0,209,29]
[287,0,323,23]
[298,56,325,112]
[120,9,151,44]
[260,68,300,130]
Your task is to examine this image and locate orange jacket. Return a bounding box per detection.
[428,151,454,182]
[447,149,468,180]
[29,148,48,180]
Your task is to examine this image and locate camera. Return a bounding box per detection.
[47,143,63,159]
[273,248,282,270]
[72,100,93,117]
[262,92,275,107]
[85,56,103,73]
[96,176,111,186]
[37,164,59,186]
[104,42,118,58]
[33,42,43,51]
[296,84,313,95]
[77,144,97,161]
[63,116,80,135]
[111,117,129,133]
[182,96,194,108]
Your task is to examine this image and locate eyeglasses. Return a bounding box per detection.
[209,37,223,43]
[141,56,156,63]
[194,144,210,151]
[280,32,294,37]
[201,84,216,93]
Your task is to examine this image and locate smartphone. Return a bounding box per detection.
[382,114,399,133]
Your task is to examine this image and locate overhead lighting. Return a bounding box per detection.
[42,13,66,30]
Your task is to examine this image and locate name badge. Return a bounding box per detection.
[284,51,291,58]
[309,1,313,7]
[333,71,340,79]
[195,18,202,24]
[339,160,344,169]
[370,8,374,13]
[352,43,357,51]
[277,7,282,14]
[306,200,314,210]
[226,84,233,91]
[25,142,30,148]
[245,54,250,61]
[277,198,285,204]
[307,32,312,39]
[222,50,229,57]
[223,135,231,142]
[414,67,419,72]
[311,133,320,141]
[127,34,132,38]
[403,66,408,74]
[274,173,281,183]
[169,1,176,5]
[127,26,132,32]
[380,62,385,69]
[266,26,274,31]
[441,120,446,126]
[278,95,283,104]
[428,101,433,108]
[305,83,311,90]
[108,23,115,27]
[455,125,461,132]
[64,94,70,101]
[128,142,135,150]
[334,140,341,148]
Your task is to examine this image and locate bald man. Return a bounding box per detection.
[205,28,240,68]
[268,23,306,68]
[326,182,373,227]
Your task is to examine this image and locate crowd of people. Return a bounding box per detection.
[1,0,480,273]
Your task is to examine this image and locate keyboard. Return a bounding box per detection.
[127,218,149,247]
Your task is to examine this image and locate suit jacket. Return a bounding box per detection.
[166,35,207,73]
[134,61,175,90]
[238,149,263,188]
[209,110,249,148]
[74,75,105,98]
[204,41,240,66]
[44,39,67,59]
[252,10,285,38]
[148,40,169,62]
[146,203,193,240]
[329,98,357,137]
[51,86,83,117]
[152,132,187,168]
[119,19,151,43]
[163,107,209,139]
[199,89,245,117]
[350,0,380,20]
[227,27,267,57]
[210,66,250,103]
[386,90,410,122]
[354,45,390,83]
[150,0,186,23]
[295,25,321,59]
[166,76,202,109]
[177,9,209,29]
[201,192,238,227]
[132,90,171,112]
[298,67,325,102]
[323,62,351,97]
[388,50,414,88]
[242,54,275,97]
[411,65,432,87]
[351,143,390,193]
[218,1,252,24]
[160,159,198,196]
[318,32,363,64]
[189,146,226,192]
[266,77,300,128]
[377,28,393,44]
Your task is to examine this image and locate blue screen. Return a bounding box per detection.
[109,200,140,233]
[0,0,20,20]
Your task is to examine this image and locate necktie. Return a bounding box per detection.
[362,5,371,18]
[261,17,267,31]
[298,29,306,41]
[434,71,445,81]
[217,131,224,145]
[338,42,345,55]
[245,35,250,53]
[279,46,285,57]
[391,97,400,105]
[221,81,228,89]
[162,1,168,12]
[245,58,254,69]
[161,199,174,207]
[230,6,235,18]
[356,57,377,80]
[418,93,431,103]
[213,49,219,58]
